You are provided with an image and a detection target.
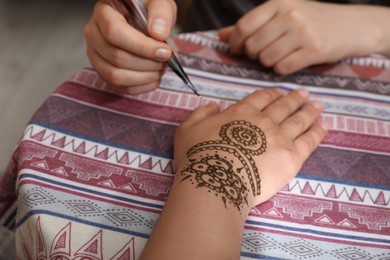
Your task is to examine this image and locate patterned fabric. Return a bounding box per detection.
[0,31,389,259]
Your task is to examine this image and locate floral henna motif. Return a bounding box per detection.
[180,120,267,212]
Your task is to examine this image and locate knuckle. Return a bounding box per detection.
[299,25,317,43]
[290,117,306,132]
[177,120,192,132]
[83,24,92,39]
[104,22,120,43]
[303,136,317,152]
[259,52,273,67]
[109,49,125,67]
[275,60,297,75]
[259,115,275,127]
[228,102,253,115]
[274,63,288,75]
[244,39,255,55]
[310,40,325,55]
[285,9,302,22]
[235,19,250,38]
[106,69,125,86]
[261,89,277,103]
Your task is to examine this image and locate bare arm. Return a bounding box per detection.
[219,0,390,75]
[140,88,328,259]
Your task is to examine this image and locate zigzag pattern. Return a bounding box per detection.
[177,31,390,71]
[345,55,390,69]
[285,179,389,206]
[180,55,390,95]
[175,31,229,52]
[66,70,390,123]
[23,125,174,175]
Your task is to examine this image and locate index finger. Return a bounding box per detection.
[225,88,285,114]
[229,1,278,54]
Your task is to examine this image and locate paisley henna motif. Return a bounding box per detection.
[180,120,267,212]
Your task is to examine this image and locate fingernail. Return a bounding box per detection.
[126,87,134,95]
[311,101,323,110]
[297,88,309,98]
[155,47,171,60]
[207,101,218,107]
[320,120,330,131]
[276,88,286,95]
[152,18,168,35]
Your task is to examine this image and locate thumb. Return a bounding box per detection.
[146,0,177,41]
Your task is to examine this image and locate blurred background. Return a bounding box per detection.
[0,0,95,174]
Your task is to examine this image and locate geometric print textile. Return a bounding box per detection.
[0,31,389,259]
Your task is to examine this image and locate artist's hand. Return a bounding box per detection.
[84,0,177,94]
[219,0,388,75]
[174,88,328,207]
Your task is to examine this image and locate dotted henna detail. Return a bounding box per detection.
[181,120,267,212]
[219,120,267,156]
[181,154,248,211]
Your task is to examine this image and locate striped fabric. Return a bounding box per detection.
[0,31,389,259]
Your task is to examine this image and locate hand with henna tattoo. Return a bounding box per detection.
[174,87,328,208]
[140,88,328,260]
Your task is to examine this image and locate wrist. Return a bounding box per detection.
[140,175,250,260]
[348,5,390,57]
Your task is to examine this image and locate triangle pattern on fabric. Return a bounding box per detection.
[319,149,363,178]
[98,111,133,140]
[46,97,89,124]
[50,167,69,176]
[74,230,103,259]
[315,214,335,225]
[337,219,356,228]
[110,237,136,260]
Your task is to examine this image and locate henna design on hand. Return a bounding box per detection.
[180,120,267,212]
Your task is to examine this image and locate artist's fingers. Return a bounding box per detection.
[257,29,301,68]
[274,46,324,75]
[96,1,172,62]
[239,88,286,112]
[88,47,163,89]
[280,101,323,139]
[294,121,328,163]
[218,26,234,42]
[183,102,221,127]
[263,88,309,123]
[85,21,164,71]
[243,14,288,60]
[125,80,162,95]
[228,1,278,54]
[146,0,177,41]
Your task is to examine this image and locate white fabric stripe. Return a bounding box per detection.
[283,178,389,207]
[246,216,390,246]
[17,169,165,209]
[20,125,389,207]
[22,124,174,177]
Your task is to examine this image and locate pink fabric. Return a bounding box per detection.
[1,31,389,259]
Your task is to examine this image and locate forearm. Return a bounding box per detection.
[140,88,327,259]
[370,6,390,57]
[348,5,390,57]
[139,173,251,260]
